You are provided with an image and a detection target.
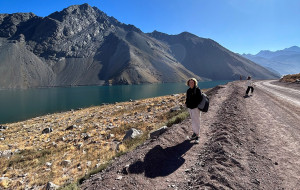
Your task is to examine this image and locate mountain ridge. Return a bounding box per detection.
[242,46,300,75]
[0,4,279,89]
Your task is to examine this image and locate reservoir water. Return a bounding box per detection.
[0,80,231,124]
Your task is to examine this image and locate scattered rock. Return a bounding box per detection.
[61,160,71,167]
[116,175,123,180]
[86,161,92,167]
[122,128,143,141]
[0,137,5,141]
[46,162,52,167]
[252,178,260,185]
[77,163,82,171]
[0,125,8,130]
[111,141,121,152]
[0,150,13,158]
[170,106,181,112]
[42,128,53,134]
[95,163,102,168]
[66,125,77,130]
[0,177,10,188]
[14,149,21,154]
[44,182,60,190]
[81,133,91,140]
[274,162,278,165]
[77,143,83,150]
[150,126,168,139]
[52,142,57,148]
[122,165,130,175]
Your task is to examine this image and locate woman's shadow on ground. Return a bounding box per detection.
[128,140,194,178]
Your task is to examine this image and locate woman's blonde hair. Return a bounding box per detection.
[186,78,198,87]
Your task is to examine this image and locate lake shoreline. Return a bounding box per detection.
[0,80,232,124]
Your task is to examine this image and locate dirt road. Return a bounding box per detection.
[81,80,300,190]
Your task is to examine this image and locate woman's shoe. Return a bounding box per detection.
[189,133,198,140]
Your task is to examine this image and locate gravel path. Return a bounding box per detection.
[81,80,300,190]
[255,80,300,106]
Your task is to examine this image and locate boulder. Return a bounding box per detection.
[0,150,13,158]
[122,128,143,141]
[42,128,53,134]
[44,182,60,190]
[150,126,168,139]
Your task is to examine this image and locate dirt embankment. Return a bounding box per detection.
[81,80,300,190]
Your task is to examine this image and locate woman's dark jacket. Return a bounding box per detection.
[185,87,203,109]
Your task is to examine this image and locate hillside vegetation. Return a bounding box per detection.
[280,73,300,82]
[0,91,202,189]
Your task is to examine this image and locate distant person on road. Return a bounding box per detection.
[245,76,254,96]
[185,78,203,143]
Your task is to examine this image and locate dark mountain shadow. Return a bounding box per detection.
[128,140,194,178]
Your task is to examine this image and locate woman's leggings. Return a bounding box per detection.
[246,86,254,94]
[188,108,201,136]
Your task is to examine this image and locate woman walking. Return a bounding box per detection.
[185,78,203,143]
[245,76,254,96]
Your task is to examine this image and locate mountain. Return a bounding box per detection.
[242,46,300,75]
[149,31,278,80]
[0,4,279,89]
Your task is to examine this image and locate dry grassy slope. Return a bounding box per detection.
[0,92,194,189]
[280,73,300,82]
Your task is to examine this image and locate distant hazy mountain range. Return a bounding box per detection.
[242,46,300,76]
[0,4,279,88]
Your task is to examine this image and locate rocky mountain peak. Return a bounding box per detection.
[48,3,103,22]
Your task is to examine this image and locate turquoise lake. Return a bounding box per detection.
[0,80,231,124]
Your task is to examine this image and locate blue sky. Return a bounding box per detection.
[0,0,299,54]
